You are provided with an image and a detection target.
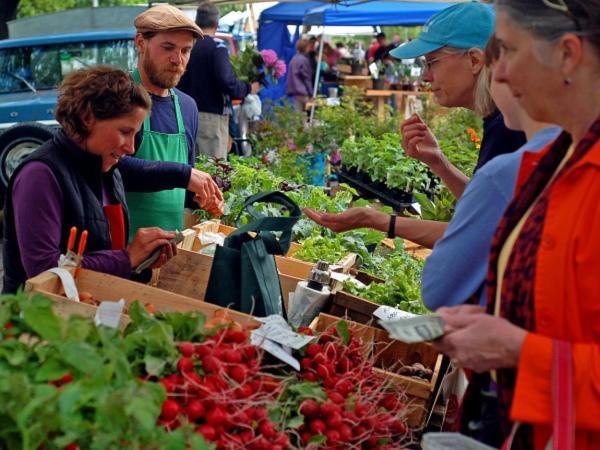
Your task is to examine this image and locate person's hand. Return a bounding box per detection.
[127,227,177,269]
[433,308,527,373]
[250,82,261,95]
[400,113,444,169]
[303,207,386,233]
[187,169,224,217]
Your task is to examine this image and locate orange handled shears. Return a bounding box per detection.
[67,226,88,278]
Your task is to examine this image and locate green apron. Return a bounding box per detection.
[126,69,187,240]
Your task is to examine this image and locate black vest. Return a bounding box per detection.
[2,130,130,293]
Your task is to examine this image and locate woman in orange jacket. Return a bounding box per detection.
[434,1,600,449]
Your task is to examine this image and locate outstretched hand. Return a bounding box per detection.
[303,207,374,233]
[127,227,177,269]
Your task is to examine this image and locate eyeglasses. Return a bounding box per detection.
[542,0,582,31]
[423,51,467,72]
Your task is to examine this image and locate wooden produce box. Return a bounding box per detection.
[183,220,303,258]
[155,248,307,313]
[381,237,432,260]
[25,269,260,329]
[310,313,442,429]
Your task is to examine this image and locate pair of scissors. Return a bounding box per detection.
[67,226,88,278]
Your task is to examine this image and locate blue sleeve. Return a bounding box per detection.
[421,169,513,310]
[118,156,191,192]
[213,46,250,100]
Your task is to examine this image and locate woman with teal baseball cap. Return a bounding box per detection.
[304,2,525,248]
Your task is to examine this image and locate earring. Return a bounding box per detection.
[564,78,572,86]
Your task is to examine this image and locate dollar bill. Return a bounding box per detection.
[378,314,445,343]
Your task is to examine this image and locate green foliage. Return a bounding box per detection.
[344,241,429,315]
[341,133,432,193]
[412,189,456,222]
[430,108,483,178]
[17,0,136,18]
[0,293,212,449]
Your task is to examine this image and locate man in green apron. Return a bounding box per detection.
[125,4,223,240]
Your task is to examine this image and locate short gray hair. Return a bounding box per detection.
[495,0,600,56]
[195,1,219,29]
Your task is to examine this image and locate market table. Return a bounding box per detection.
[365,89,435,121]
[340,74,372,90]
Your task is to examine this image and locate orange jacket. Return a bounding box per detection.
[509,136,600,449]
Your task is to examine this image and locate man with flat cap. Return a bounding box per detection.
[120,4,224,239]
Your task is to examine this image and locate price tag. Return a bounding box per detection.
[411,66,422,77]
[94,299,125,329]
[254,315,315,350]
[47,267,79,302]
[250,332,301,371]
[373,305,416,321]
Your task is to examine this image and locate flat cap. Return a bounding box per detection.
[135,4,203,39]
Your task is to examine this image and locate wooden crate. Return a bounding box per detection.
[328,289,383,326]
[155,248,305,313]
[25,269,260,329]
[309,313,442,429]
[184,220,303,257]
[381,237,432,260]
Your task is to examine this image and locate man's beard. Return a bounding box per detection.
[142,55,185,90]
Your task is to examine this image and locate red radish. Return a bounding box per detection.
[201,355,221,373]
[391,419,407,434]
[297,326,313,335]
[320,402,340,417]
[299,399,320,418]
[339,424,353,441]
[309,418,326,435]
[160,399,181,421]
[242,345,257,360]
[305,343,322,358]
[64,443,79,450]
[225,330,248,343]
[196,424,216,441]
[300,357,312,369]
[229,365,248,384]
[326,429,341,444]
[224,349,243,364]
[177,357,194,373]
[234,384,253,399]
[253,406,268,420]
[258,420,276,439]
[159,378,176,394]
[301,431,312,443]
[186,399,205,421]
[205,407,227,427]
[328,391,345,404]
[194,343,213,358]
[326,411,343,428]
[179,342,194,357]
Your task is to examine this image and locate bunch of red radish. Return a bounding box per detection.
[296,327,409,449]
[156,327,289,449]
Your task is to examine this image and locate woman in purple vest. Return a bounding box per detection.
[2,67,179,293]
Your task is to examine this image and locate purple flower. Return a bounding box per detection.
[273,59,287,79]
[260,49,278,67]
[287,138,297,151]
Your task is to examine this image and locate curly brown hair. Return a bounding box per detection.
[55,67,151,140]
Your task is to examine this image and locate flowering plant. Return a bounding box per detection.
[231,45,287,86]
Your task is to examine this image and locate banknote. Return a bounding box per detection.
[378,314,445,343]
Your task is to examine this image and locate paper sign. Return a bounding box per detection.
[379,314,445,343]
[48,267,80,302]
[94,299,125,329]
[373,305,416,321]
[411,66,422,77]
[250,332,300,371]
[254,315,315,350]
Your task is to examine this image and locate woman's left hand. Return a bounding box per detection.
[433,306,527,373]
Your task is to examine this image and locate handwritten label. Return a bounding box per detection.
[254,315,315,350]
[373,305,416,321]
[47,267,79,302]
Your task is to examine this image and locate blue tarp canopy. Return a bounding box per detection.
[303,1,457,26]
[259,2,324,25]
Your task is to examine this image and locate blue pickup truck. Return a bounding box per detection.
[0,6,150,194]
[0,6,239,198]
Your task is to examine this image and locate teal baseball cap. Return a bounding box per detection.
[390,2,495,59]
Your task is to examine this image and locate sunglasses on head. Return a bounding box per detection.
[542,0,582,31]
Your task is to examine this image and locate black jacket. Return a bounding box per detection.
[2,130,130,293]
[178,36,250,115]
